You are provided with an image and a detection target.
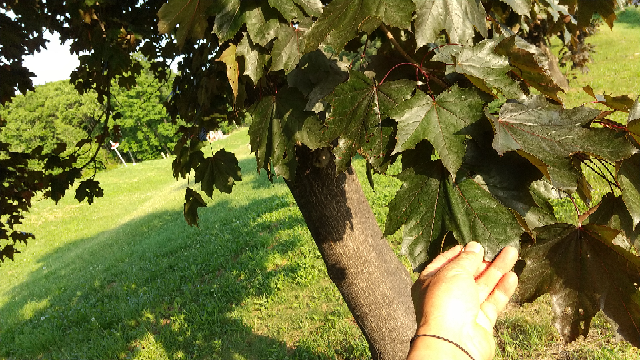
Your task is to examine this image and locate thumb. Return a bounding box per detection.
[443,241,485,274]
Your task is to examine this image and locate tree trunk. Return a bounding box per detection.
[286,146,416,360]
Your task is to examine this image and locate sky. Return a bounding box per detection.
[23,32,80,86]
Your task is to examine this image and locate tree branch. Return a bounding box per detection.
[379,24,447,88]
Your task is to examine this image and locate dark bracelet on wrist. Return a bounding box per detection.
[410,334,476,360]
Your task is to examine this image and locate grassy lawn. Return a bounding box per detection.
[0,129,378,359]
[2,7,640,360]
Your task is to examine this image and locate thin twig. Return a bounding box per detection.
[379,24,447,88]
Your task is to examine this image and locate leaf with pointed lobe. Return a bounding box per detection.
[304,0,414,54]
[619,153,640,230]
[268,0,323,21]
[588,193,640,250]
[491,96,638,190]
[385,161,450,271]
[390,85,484,176]
[569,0,620,29]
[211,0,246,42]
[184,187,207,227]
[497,0,531,16]
[271,22,307,73]
[245,5,282,46]
[236,33,269,84]
[249,87,327,180]
[583,86,636,112]
[446,176,524,260]
[194,149,241,197]
[287,50,349,112]
[157,0,214,48]
[515,223,640,347]
[217,45,239,101]
[461,141,555,231]
[433,40,524,99]
[74,178,104,205]
[495,36,564,100]
[386,156,524,270]
[325,71,414,171]
[414,0,487,48]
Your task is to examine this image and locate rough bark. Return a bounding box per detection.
[286,146,416,360]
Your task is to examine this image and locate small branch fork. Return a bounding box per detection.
[379,24,447,91]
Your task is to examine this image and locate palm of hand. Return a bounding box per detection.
[411,243,519,360]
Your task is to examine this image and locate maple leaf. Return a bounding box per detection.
[390,85,484,176]
[183,187,207,227]
[236,33,270,84]
[216,45,239,101]
[74,178,104,205]
[490,96,638,190]
[157,0,214,48]
[562,0,621,29]
[245,5,281,46]
[325,71,414,171]
[515,223,640,347]
[433,40,524,99]
[268,0,323,21]
[211,0,245,42]
[497,0,531,16]
[271,22,308,73]
[385,146,523,270]
[414,0,487,48]
[461,141,556,231]
[194,149,242,196]
[249,87,327,180]
[385,160,450,271]
[495,36,564,101]
[287,50,349,112]
[304,0,414,54]
[588,193,640,250]
[619,153,640,229]
[583,86,636,112]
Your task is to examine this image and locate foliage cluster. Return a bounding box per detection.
[2,0,640,355]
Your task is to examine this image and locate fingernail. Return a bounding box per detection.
[465,241,483,253]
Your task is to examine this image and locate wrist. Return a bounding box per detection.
[407,334,474,360]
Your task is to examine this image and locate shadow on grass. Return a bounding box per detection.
[0,158,335,360]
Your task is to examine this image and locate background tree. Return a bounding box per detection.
[0,80,101,154]
[2,1,640,359]
[111,57,183,160]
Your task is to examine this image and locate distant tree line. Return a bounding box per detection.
[0,58,182,165]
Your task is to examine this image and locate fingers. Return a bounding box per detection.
[478,271,519,331]
[420,245,463,279]
[475,246,519,302]
[437,241,485,276]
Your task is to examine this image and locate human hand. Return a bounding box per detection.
[407,242,519,360]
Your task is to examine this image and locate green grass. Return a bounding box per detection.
[554,7,640,122]
[2,8,640,360]
[0,129,376,360]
